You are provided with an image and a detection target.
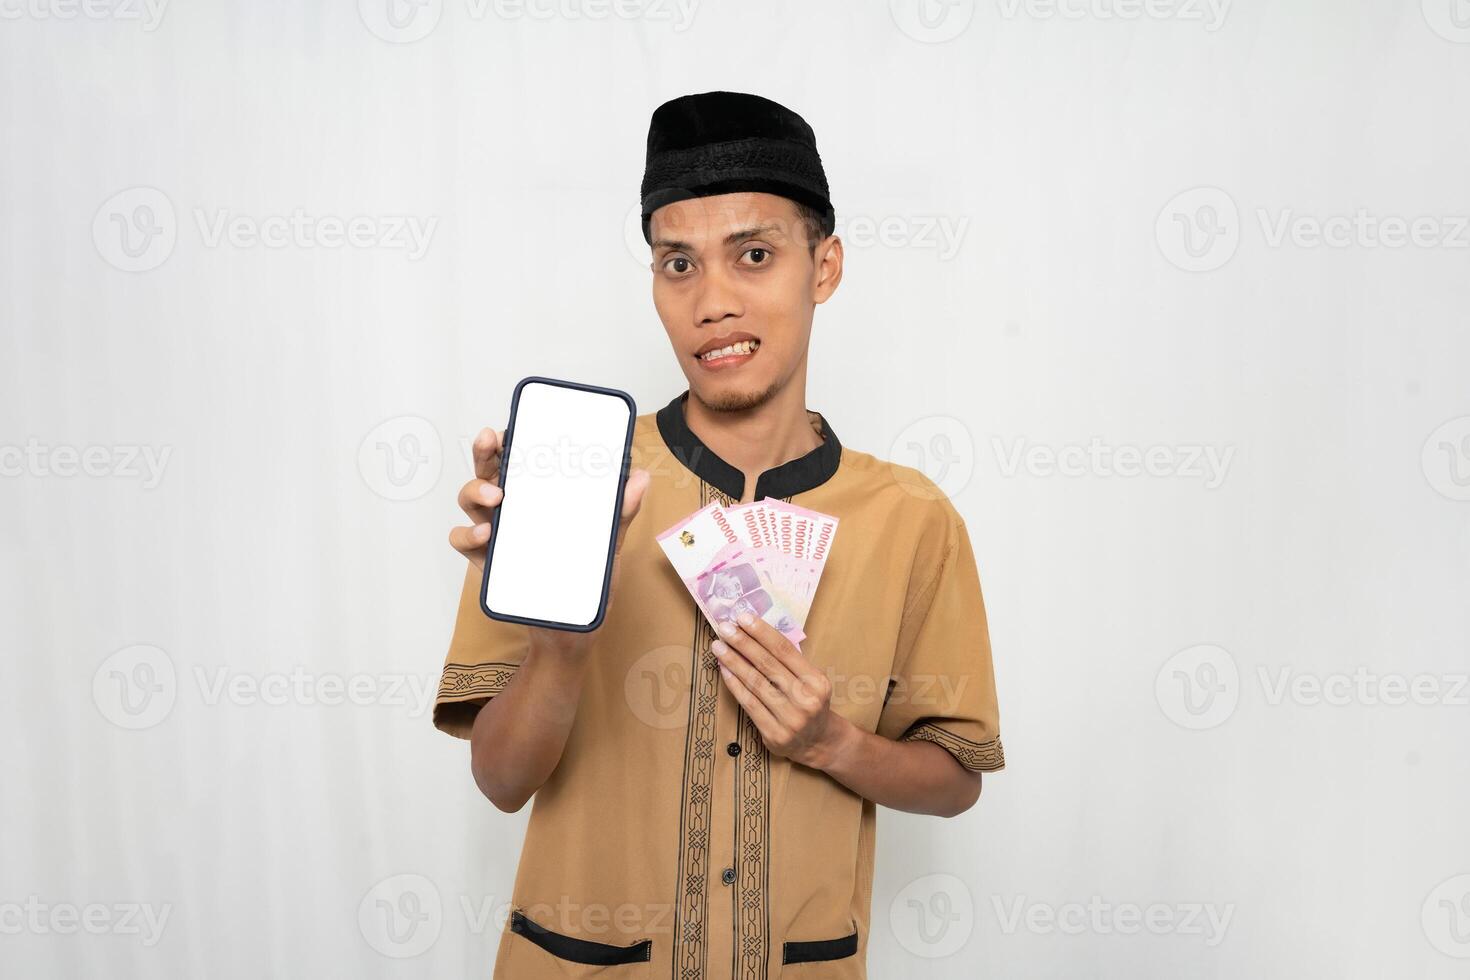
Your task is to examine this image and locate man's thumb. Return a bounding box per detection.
[615,468,650,540]
[622,468,650,513]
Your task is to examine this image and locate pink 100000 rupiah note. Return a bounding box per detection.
[656,499,840,648]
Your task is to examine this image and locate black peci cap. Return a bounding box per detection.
[640,91,835,245]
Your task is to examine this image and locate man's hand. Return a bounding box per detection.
[454,423,651,812]
[710,612,852,770]
[448,425,508,573]
[449,425,651,650]
[710,611,983,817]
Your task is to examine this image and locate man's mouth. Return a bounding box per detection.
[694,335,761,367]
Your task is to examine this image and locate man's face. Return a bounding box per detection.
[648,191,841,413]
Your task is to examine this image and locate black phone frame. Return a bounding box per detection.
[479,376,637,633]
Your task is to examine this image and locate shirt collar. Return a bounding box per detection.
[655,389,842,501]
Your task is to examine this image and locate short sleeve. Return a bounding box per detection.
[432,564,531,740]
[875,515,1005,773]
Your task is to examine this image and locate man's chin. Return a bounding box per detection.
[689,376,782,414]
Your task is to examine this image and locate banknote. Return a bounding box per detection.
[691,542,807,644]
[657,498,840,646]
[726,499,838,607]
[760,499,839,563]
[657,504,808,644]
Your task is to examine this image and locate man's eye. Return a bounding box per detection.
[664,256,693,275]
[741,248,769,265]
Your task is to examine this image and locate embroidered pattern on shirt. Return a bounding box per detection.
[672,481,724,980]
[902,721,1006,772]
[734,666,772,979]
[438,662,518,699]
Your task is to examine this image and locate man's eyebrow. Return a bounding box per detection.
[652,223,785,253]
[723,223,783,245]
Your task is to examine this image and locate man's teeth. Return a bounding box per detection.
[700,339,760,361]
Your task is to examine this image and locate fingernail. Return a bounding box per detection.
[717,620,736,637]
[481,484,499,503]
[474,523,490,539]
[711,640,727,656]
[736,612,754,627]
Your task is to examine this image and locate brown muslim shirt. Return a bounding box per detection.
[434,389,1005,979]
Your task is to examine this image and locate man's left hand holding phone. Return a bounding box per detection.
[447,422,651,812]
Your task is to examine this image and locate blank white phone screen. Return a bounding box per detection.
[484,382,632,628]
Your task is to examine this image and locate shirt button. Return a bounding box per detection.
[726,741,741,756]
[721,867,736,885]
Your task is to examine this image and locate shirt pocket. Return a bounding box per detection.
[500,907,653,978]
[779,923,863,978]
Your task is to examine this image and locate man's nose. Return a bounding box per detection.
[693,263,743,326]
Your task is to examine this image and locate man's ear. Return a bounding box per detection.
[813,235,843,304]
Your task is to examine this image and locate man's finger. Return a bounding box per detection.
[612,469,650,556]
[717,620,799,698]
[472,426,504,482]
[448,522,491,566]
[712,637,797,724]
[456,478,503,522]
[734,615,819,691]
[716,657,788,741]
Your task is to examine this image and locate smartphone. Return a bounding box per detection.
[480,377,637,632]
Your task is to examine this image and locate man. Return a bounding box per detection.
[436,90,1004,979]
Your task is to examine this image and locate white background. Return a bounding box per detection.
[3,1,1469,977]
